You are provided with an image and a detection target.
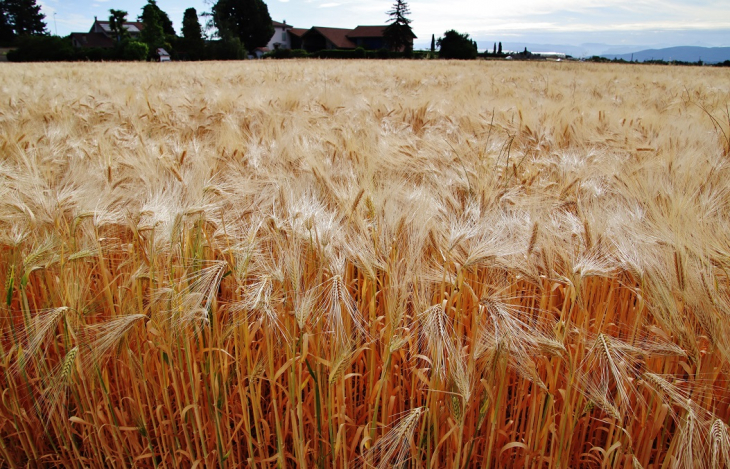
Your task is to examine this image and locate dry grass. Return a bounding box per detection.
[1,59,730,468]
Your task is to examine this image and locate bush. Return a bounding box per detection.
[437,30,478,60]
[311,49,360,59]
[7,35,74,62]
[265,48,309,59]
[376,48,390,59]
[73,47,115,62]
[206,38,247,60]
[120,40,149,61]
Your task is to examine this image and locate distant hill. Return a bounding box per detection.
[602,46,730,64]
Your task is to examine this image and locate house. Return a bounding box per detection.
[71,17,145,48]
[348,26,389,50]
[70,32,114,49]
[267,21,293,50]
[252,47,270,59]
[298,25,415,53]
[301,27,356,51]
[288,28,308,50]
[157,48,171,62]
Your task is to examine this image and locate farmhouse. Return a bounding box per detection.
[267,21,293,50]
[71,17,144,49]
[295,24,415,52]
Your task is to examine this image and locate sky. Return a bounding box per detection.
[39,0,730,53]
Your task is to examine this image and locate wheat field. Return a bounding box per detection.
[1,60,730,468]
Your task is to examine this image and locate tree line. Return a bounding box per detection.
[2,0,510,62]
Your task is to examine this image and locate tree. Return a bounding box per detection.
[212,0,274,51]
[109,9,129,43]
[0,5,14,42]
[137,0,174,36]
[182,8,204,58]
[498,42,502,55]
[437,30,477,60]
[430,34,435,53]
[493,42,496,55]
[383,0,414,52]
[140,1,165,54]
[2,0,46,37]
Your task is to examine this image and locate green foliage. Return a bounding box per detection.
[265,48,309,59]
[212,0,274,52]
[207,37,247,60]
[140,1,165,57]
[6,34,72,61]
[137,0,174,36]
[437,30,478,60]
[108,9,129,43]
[376,47,390,59]
[430,34,435,53]
[2,0,46,37]
[181,7,204,59]
[73,47,115,62]
[0,3,15,42]
[383,0,413,52]
[120,39,148,61]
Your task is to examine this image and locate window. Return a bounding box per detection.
[282,32,287,41]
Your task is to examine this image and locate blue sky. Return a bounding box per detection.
[39,0,730,50]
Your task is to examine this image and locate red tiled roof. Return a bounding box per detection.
[348,26,387,38]
[71,32,115,48]
[289,28,308,38]
[272,21,292,28]
[307,27,356,49]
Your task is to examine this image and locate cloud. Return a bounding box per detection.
[319,3,342,7]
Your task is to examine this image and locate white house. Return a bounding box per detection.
[267,20,293,50]
[157,48,171,62]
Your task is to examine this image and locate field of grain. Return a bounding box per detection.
[0,60,729,468]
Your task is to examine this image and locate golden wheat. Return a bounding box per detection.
[0,60,729,468]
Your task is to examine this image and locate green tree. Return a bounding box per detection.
[2,0,46,37]
[498,41,502,55]
[437,30,477,60]
[212,0,274,51]
[137,0,174,36]
[109,9,129,43]
[0,4,14,42]
[140,0,165,55]
[121,40,148,60]
[383,0,414,52]
[430,34,435,53]
[182,8,204,58]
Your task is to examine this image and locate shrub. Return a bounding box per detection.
[206,38,247,60]
[120,40,149,61]
[265,48,309,59]
[437,30,478,60]
[376,48,390,59]
[7,35,74,62]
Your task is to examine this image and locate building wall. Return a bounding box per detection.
[267,26,291,50]
[352,37,385,50]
